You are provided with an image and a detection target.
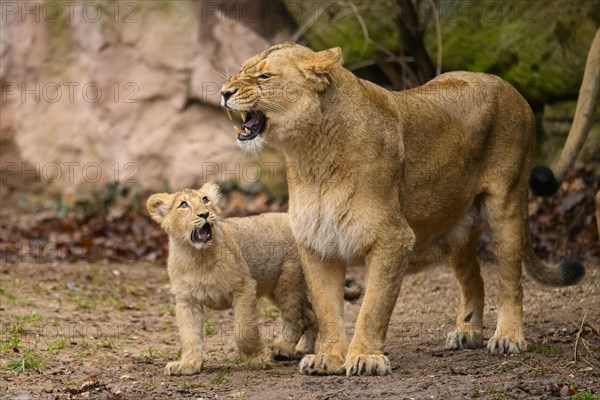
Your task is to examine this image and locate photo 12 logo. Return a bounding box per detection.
[1,1,140,24]
[1,162,139,184]
[1,82,139,104]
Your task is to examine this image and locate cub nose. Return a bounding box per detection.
[197,212,209,219]
[221,88,237,104]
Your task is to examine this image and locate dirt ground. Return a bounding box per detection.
[0,260,598,400]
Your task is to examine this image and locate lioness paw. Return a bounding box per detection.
[344,354,391,376]
[299,353,345,375]
[487,336,527,355]
[446,329,484,350]
[164,359,202,376]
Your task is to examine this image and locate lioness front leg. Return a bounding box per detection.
[297,247,348,375]
[345,225,415,376]
[165,296,204,375]
[233,287,272,366]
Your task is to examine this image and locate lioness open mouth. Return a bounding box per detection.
[191,224,211,243]
[226,109,266,141]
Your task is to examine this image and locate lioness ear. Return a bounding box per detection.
[300,47,344,92]
[147,193,173,223]
[199,182,222,204]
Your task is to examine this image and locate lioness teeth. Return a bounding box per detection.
[241,111,247,121]
[227,109,233,120]
[234,125,242,134]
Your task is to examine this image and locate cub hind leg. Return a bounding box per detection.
[445,227,485,350]
[270,262,309,361]
[295,305,317,357]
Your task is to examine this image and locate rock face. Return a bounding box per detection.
[0,1,291,205]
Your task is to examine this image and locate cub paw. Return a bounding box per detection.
[487,336,527,355]
[164,359,202,376]
[344,354,391,376]
[299,353,345,375]
[245,348,273,367]
[271,341,300,361]
[446,329,484,350]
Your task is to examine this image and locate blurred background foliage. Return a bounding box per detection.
[285,0,599,105]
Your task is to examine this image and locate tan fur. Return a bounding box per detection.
[147,183,317,375]
[221,43,584,376]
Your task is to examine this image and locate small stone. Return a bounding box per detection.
[560,385,570,397]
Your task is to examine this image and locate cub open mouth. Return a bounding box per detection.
[226,109,266,141]
[191,224,211,243]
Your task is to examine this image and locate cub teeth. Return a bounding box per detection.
[226,109,233,120]
[244,127,251,135]
[234,125,242,134]
[241,111,247,121]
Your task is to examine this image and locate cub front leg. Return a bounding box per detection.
[232,286,272,366]
[345,224,415,376]
[297,246,348,375]
[165,296,204,375]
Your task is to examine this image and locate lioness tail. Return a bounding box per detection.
[344,279,364,302]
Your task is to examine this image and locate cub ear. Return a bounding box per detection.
[199,182,222,204]
[147,193,173,223]
[300,47,344,92]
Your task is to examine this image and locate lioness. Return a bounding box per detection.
[220,43,585,376]
[147,183,361,375]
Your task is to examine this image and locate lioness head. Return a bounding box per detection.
[147,183,221,249]
[220,43,343,153]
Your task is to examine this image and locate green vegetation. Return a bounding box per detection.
[5,351,43,372]
[530,343,555,356]
[46,337,67,352]
[572,390,599,400]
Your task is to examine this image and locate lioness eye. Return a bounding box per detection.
[201,196,209,204]
[179,201,189,209]
[258,73,272,79]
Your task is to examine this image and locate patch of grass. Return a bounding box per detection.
[74,295,97,310]
[572,390,599,400]
[5,351,43,372]
[97,337,114,349]
[46,337,67,352]
[467,386,506,399]
[163,303,175,317]
[0,336,21,352]
[530,343,555,356]
[204,313,216,336]
[139,346,163,361]
[24,312,43,323]
[210,373,229,384]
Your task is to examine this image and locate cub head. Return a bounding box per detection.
[220,43,343,154]
[147,183,222,249]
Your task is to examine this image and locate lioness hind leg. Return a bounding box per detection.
[445,228,485,350]
[484,193,527,355]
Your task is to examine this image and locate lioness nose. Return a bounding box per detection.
[197,212,209,219]
[221,88,237,103]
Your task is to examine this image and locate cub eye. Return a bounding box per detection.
[257,73,272,79]
[178,201,189,209]
[201,196,209,204]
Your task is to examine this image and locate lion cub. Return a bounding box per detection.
[148,183,326,375]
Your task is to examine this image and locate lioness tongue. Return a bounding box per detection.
[242,114,260,130]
